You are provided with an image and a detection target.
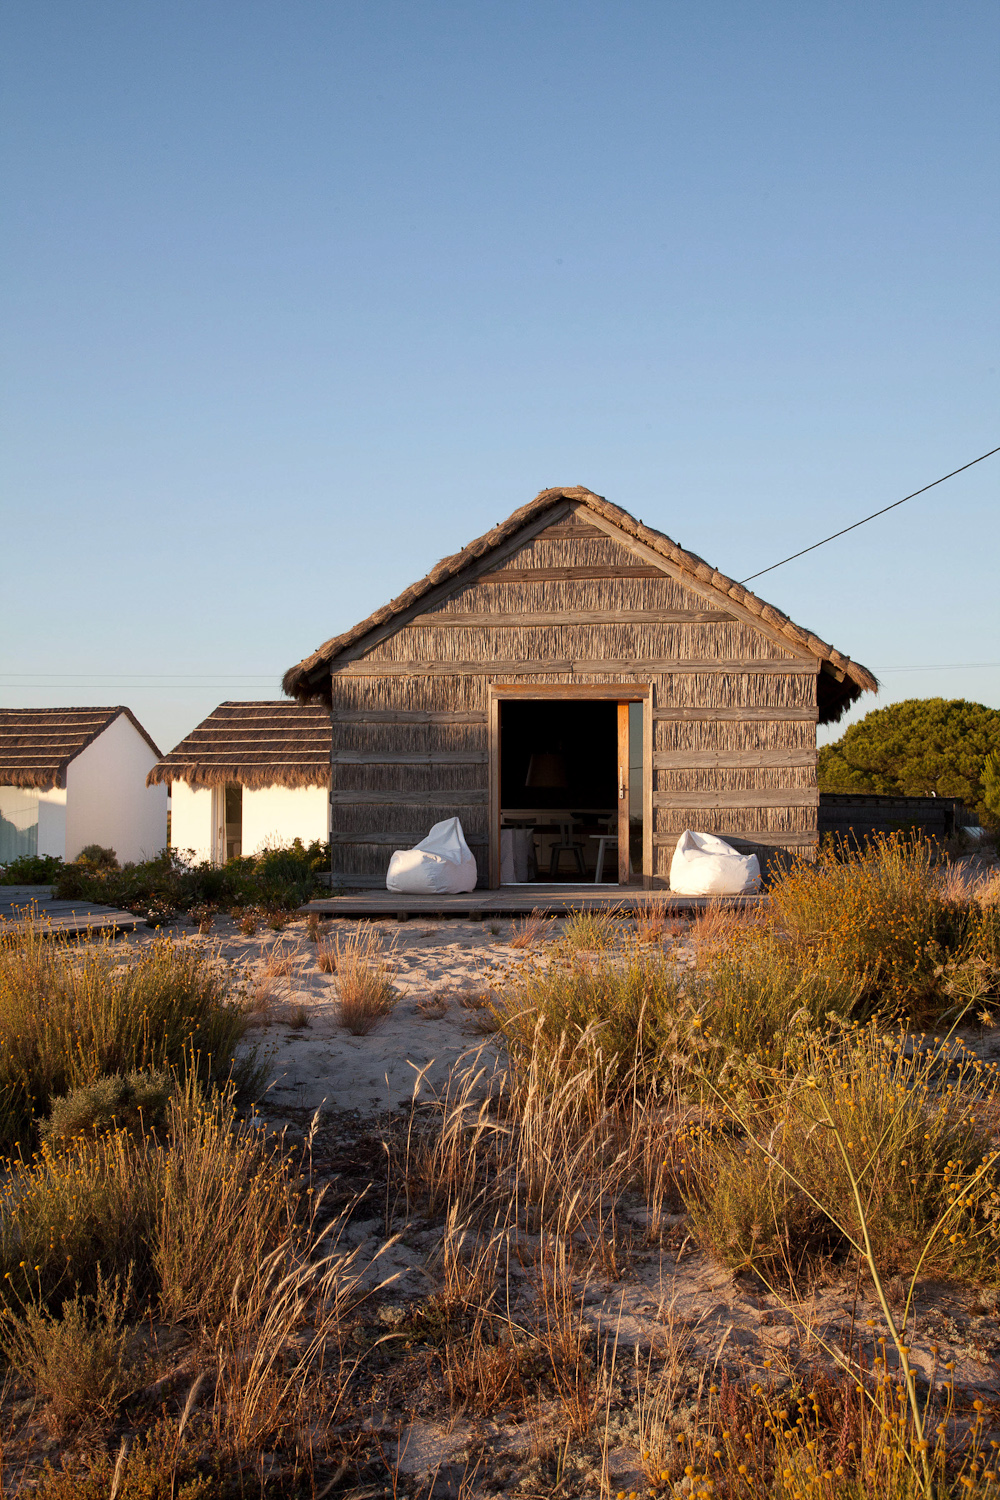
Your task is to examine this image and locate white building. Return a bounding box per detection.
[0,707,167,866]
[148,701,331,864]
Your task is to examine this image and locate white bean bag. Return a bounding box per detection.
[386,817,479,895]
[669,829,760,896]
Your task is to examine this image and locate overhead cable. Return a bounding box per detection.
[740,445,1000,584]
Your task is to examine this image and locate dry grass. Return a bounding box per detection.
[414,995,449,1018]
[316,938,338,974]
[939,862,1000,907]
[559,905,623,951]
[334,924,399,1034]
[509,907,555,949]
[0,920,257,1149]
[685,894,757,962]
[260,939,296,979]
[633,895,682,946]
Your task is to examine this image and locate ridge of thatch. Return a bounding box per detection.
[282,486,878,722]
[148,702,331,790]
[0,707,162,792]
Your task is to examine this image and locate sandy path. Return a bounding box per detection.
[124,913,534,1116]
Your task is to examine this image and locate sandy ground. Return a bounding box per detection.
[124,912,528,1115]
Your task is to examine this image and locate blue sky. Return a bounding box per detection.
[2,0,997,755]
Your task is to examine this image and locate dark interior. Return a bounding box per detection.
[499,700,617,810]
[498,699,621,882]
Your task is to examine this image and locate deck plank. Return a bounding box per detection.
[302,885,759,917]
[0,897,142,936]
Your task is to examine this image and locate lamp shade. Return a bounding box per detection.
[525,752,568,788]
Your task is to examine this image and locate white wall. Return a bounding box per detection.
[64,712,168,863]
[169,781,214,865]
[37,788,67,859]
[242,784,329,856]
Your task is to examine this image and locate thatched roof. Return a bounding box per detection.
[283,486,878,723]
[148,702,331,790]
[0,707,162,792]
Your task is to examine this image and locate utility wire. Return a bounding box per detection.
[740,445,1000,584]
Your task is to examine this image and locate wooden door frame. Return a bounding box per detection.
[487,682,655,890]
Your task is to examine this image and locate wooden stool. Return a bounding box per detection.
[548,821,586,878]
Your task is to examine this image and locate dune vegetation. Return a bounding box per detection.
[0,834,998,1497]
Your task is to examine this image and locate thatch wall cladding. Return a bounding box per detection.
[285,489,874,888]
[148,703,331,790]
[0,707,161,791]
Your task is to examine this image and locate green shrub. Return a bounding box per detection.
[54,837,329,915]
[0,922,260,1148]
[688,929,865,1087]
[767,832,971,1021]
[32,1420,213,1498]
[40,1069,174,1146]
[0,853,64,885]
[76,843,119,870]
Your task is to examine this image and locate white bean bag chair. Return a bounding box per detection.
[669,829,761,896]
[386,817,479,895]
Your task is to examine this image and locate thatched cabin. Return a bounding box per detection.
[283,486,877,889]
[148,702,331,863]
[0,707,165,866]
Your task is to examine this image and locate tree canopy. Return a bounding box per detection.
[817,698,1000,824]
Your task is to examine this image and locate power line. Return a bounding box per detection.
[740,445,1000,584]
[875,662,1000,672]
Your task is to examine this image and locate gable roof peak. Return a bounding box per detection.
[282,486,877,722]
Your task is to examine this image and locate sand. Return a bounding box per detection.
[123,912,527,1116]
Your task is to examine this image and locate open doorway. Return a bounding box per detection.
[212,783,242,863]
[497,697,643,884]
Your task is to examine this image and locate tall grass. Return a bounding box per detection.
[496,947,685,1101]
[683,1025,1000,1283]
[0,1077,294,1313]
[0,921,260,1148]
[333,924,398,1034]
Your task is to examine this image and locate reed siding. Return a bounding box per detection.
[326,504,821,887]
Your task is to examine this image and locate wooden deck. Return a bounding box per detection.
[0,892,142,937]
[303,884,760,918]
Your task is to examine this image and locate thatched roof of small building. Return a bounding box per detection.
[148,702,331,790]
[0,707,161,791]
[283,485,878,722]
